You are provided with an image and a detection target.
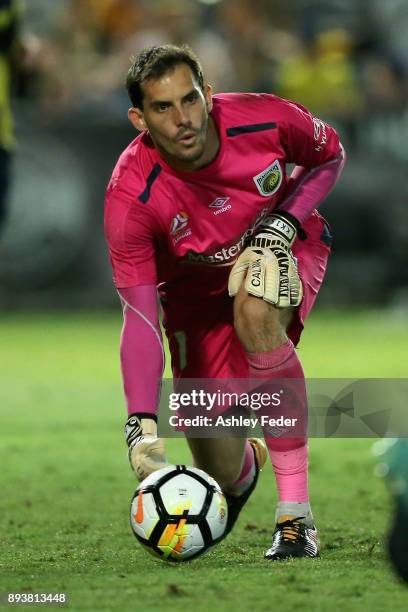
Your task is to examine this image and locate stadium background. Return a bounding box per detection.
[1,0,407,307]
[1,1,408,610]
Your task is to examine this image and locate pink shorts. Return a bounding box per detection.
[164,211,331,380]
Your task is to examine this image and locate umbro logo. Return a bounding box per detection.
[209,196,232,216]
[209,197,229,209]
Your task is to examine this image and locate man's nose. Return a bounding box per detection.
[173,105,190,126]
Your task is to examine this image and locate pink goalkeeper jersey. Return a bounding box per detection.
[105,93,341,301]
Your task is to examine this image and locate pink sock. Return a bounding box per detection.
[246,340,308,501]
[229,440,255,495]
[268,444,309,502]
[247,339,307,448]
[247,338,303,377]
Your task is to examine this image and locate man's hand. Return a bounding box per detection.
[125,415,168,482]
[228,213,303,308]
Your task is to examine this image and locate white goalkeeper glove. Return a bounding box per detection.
[228,212,303,308]
[125,415,168,482]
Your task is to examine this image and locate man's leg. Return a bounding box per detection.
[165,296,267,536]
[186,436,267,534]
[186,437,247,492]
[380,439,408,583]
[233,285,318,559]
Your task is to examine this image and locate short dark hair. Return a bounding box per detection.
[126,44,205,109]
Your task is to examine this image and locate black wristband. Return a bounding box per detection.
[272,211,300,231]
[272,211,307,241]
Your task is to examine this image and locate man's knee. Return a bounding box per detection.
[234,295,270,327]
[234,295,274,330]
[234,294,285,351]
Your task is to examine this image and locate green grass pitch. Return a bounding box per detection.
[1,310,408,611]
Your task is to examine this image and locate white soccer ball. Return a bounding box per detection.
[130,465,228,562]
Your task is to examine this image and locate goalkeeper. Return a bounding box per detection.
[104,44,345,560]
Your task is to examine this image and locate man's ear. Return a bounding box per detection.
[205,84,213,113]
[128,107,146,132]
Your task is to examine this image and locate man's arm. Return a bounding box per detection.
[119,285,168,481]
[105,181,167,480]
[278,144,346,225]
[229,97,345,306]
[119,285,164,416]
[276,99,346,225]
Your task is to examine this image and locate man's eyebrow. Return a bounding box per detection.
[182,89,198,101]
[149,89,198,108]
[149,99,171,108]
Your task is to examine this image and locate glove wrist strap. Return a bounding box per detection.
[125,414,158,448]
[259,213,298,246]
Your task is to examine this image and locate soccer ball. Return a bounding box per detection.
[130,465,228,562]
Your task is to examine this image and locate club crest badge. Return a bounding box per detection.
[253,160,283,197]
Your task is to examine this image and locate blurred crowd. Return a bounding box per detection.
[16,0,408,128]
[1,0,407,302]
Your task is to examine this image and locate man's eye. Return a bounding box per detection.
[157,104,169,112]
[186,94,197,104]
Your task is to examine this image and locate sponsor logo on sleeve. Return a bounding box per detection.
[313,118,328,152]
[170,211,192,244]
[253,160,283,197]
[170,211,189,235]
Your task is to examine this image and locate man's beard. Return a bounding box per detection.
[175,137,206,162]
